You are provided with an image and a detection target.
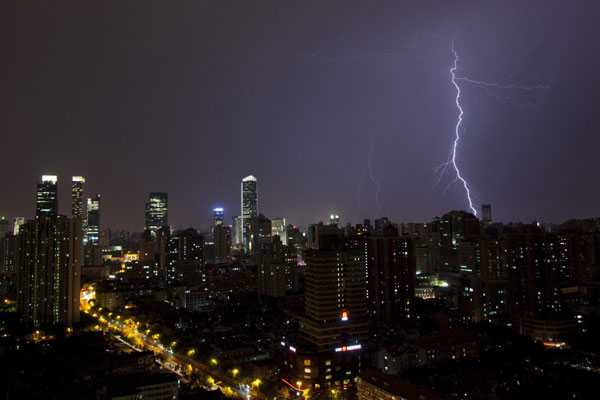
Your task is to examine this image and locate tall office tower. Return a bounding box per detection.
[232,216,242,245]
[71,176,85,219]
[0,217,9,238]
[214,224,231,264]
[482,204,492,224]
[329,214,340,227]
[86,194,101,245]
[213,207,224,226]
[13,217,25,235]
[17,215,82,327]
[283,233,368,390]
[36,175,58,217]
[241,175,258,251]
[145,192,168,235]
[271,217,287,245]
[367,225,415,326]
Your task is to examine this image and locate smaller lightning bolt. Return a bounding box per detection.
[355,128,382,221]
[366,128,382,220]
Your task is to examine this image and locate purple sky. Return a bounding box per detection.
[1,1,599,231]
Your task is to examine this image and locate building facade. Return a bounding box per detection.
[241,175,257,251]
[36,175,58,217]
[145,192,168,234]
[71,176,85,219]
[17,216,82,326]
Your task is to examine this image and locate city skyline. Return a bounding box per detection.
[1,3,600,398]
[1,2,599,231]
[3,171,600,232]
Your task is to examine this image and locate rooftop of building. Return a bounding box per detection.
[358,369,447,399]
[406,328,481,350]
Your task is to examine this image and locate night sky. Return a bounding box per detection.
[1,1,599,231]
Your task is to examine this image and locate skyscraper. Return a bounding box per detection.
[241,175,257,250]
[36,175,58,217]
[71,176,85,219]
[13,217,24,235]
[271,217,287,245]
[367,225,415,326]
[283,232,368,390]
[86,194,101,245]
[213,207,224,226]
[0,217,9,239]
[482,204,492,224]
[17,215,82,327]
[145,192,168,234]
[232,216,242,245]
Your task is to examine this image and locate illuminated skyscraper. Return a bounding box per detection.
[213,207,224,226]
[145,192,168,234]
[86,194,101,244]
[71,176,85,219]
[13,217,24,235]
[36,175,58,217]
[241,175,257,250]
[329,214,340,227]
[232,216,242,245]
[0,217,9,239]
[271,217,287,245]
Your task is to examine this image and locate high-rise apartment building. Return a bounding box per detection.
[36,175,58,217]
[71,176,85,219]
[145,192,168,234]
[17,215,82,327]
[283,233,369,391]
[501,225,582,341]
[374,217,391,236]
[167,229,204,284]
[241,175,257,251]
[367,225,415,326]
[86,194,101,245]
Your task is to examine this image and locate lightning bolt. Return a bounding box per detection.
[437,37,550,217]
[449,41,477,216]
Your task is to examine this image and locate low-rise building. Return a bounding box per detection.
[406,328,480,366]
[357,369,446,400]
